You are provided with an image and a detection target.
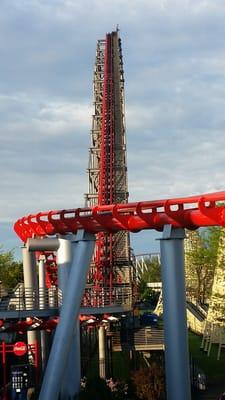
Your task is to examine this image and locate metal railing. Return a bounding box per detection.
[0,285,132,312]
[112,327,164,351]
[81,286,132,308]
[0,286,59,311]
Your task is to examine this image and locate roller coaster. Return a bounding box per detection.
[1,29,225,400]
[14,191,225,240]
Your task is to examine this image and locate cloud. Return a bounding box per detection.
[0,94,92,222]
[1,0,225,257]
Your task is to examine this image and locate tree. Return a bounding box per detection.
[185,227,221,303]
[206,228,225,325]
[138,257,161,303]
[0,247,23,288]
[141,257,161,283]
[131,363,165,400]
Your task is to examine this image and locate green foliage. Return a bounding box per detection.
[202,226,221,264]
[140,257,161,283]
[78,377,130,400]
[131,363,165,400]
[138,285,159,304]
[185,227,221,303]
[189,331,225,381]
[138,257,161,302]
[0,247,23,288]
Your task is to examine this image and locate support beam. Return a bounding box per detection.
[38,256,48,373]
[38,257,46,310]
[99,325,106,379]
[27,238,59,252]
[22,246,39,365]
[22,246,38,309]
[57,235,80,399]
[40,331,48,375]
[159,225,191,400]
[61,319,81,398]
[57,236,73,299]
[38,230,95,400]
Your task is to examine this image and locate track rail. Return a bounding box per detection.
[95,32,114,287]
[14,191,225,242]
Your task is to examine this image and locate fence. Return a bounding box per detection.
[81,286,132,308]
[0,285,132,312]
[0,286,58,311]
[112,327,164,351]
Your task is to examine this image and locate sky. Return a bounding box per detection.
[1,0,225,259]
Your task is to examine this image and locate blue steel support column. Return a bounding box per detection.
[57,235,81,399]
[38,230,95,400]
[61,318,81,396]
[159,225,191,400]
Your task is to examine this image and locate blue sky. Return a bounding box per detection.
[1,0,225,259]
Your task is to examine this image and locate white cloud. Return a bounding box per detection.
[1,0,225,256]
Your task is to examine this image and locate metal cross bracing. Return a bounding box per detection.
[85,30,131,291]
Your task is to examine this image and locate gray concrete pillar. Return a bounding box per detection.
[38,256,46,310]
[160,225,191,400]
[99,325,106,379]
[22,246,39,364]
[22,246,38,310]
[38,256,49,373]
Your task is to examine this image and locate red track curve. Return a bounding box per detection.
[14,191,225,243]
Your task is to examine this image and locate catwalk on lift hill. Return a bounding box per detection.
[85,30,133,293]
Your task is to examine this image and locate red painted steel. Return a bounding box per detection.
[95,33,115,288]
[0,318,58,333]
[14,191,225,242]
[98,34,114,206]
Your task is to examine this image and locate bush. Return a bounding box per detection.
[131,363,165,400]
[78,377,131,400]
[78,377,112,400]
[0,248,23,288]
[106,378,129,399]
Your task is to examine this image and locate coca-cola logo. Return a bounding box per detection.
[13,342,27,356]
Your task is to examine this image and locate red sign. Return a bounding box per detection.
[13,342,27,356]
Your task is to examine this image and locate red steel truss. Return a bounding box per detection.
[98,34,114,206]
[85,30,131,289]
[95,33,115,288]
[14,190,225,242]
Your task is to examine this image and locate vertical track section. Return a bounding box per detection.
[96,33,114,290]
[85,30,132,298]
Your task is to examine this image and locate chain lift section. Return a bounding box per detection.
[94,33,114,288]
[85,31,131,289]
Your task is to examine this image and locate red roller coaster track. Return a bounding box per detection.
[14,191,225,242]
[94,33,115,287]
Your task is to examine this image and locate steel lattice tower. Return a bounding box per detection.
[85,30,132,291]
